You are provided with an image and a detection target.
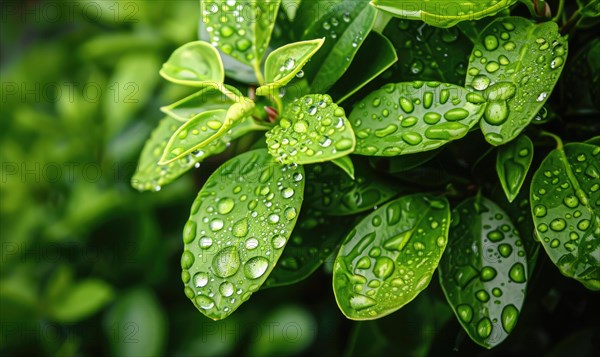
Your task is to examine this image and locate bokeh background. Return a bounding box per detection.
[1,1,598,356]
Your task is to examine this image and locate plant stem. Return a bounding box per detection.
[253,61,265,86]
[540,130,564,150]
[552,0,565,22]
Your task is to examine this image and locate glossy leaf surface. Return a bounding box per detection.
[439,196,528,349]
[530,143,600,290]
[465,17,568,145]
[266,94,356,164]
[497,134,534,202]
[160,84,243,121]
[159,41,224,86]
[371,0,518,28]
[257,38,325,96]
[349,81,485,156]
[181,149,305,320]
[202,0,281,68]
[333,194,450,319]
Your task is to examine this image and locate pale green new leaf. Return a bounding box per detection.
[349,81,485,156]
[370,0,518,28]
[497,134,534,202]
[160,41,224,86]
[466,17,568,145]
[530,143,600,290]
[160,84,244,121]
[266,94,356,164]
[181,149,305,320]
[333,194,450,320]
[332,155,355,179]
[256,38,325,96]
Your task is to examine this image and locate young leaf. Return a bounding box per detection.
[439,196,528,349]
[263,209,354,288]
[382,19,472,86]
[160,98,255,165]
[295,0,377,92]
[465,17,568,145]
[181,149,304,320]
[256,38,325,96]
[305,159,400,216]
[333,194,450,320]
[265,94,356,164]
[530,143,600,291]
[202,0,281,69]
[132,116,262,192]
[328,31,398,103]
[159,41,224,86]
[371,0,518,28]
[349,81,485,156]
[161,84,244,121]
[332,155,355,179]
[497,134,534,202]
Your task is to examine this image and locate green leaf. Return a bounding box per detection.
[160,98,255,165]
[160,84,243,121]
[333,194,450,320]
[104,289,167,357]
[349,81,485,156]
[369,149,442,174]
[181,149,305,320]
[382,19,472,86]
[530,143,600,290]
[328,32,398,103]
[256,38,325,96]
[465,17,568,145]
[263,209,354,288]
[202,0,281,68]
[296,0,377,92]
[497,134,534,202]
[587,136,600,146]
[132,116,260,192]
[159,41,224,86]
[439,196,528,349]
[332,155,355,179]
[265,94,356,164]
[371,0,518,28]
[305,159,399,216]
[48,279,114,323]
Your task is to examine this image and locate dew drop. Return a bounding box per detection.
[244,256,269,279]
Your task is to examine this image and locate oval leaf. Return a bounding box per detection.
[371,0,518,28]
[181,149,305,320]
[49,279,114,323]
[530,143,600,290]
[349,81,485,156]
[439,196,528,348]
[497,134,534,202]
[266,94,356,164]
[161,84,243,121]
[202,0,281,68]
[333,194,450,320]
[331,155,355,179]
[256,38,325,96]
[160,41,224,86]
[465,17,568,145]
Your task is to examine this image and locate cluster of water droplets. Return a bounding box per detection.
[181,150,304,318]
[334,196,449,318]
[350,81,484,156]
[266,94,354,164]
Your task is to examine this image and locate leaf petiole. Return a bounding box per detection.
[539,130,563,150]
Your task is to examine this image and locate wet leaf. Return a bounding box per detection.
[160,84,244,121]
[439,196,528,349]
[497,134,534,202]
[328,31,398,103]
[263,210,353,288]
[256,38,325,96]
[202,0,281,68]
[333,194,450,320]
[305,159,399,216]
[159,41,224,86]
[530,143,600,290]
[465,17,568,145]
[332,155,355,179]
[348,81,485,156]
[296,0,376,92]
[181,149,305,320]
[265,94,356,164]
[371,0,518,28]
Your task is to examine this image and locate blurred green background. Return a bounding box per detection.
[1,1,598,356]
